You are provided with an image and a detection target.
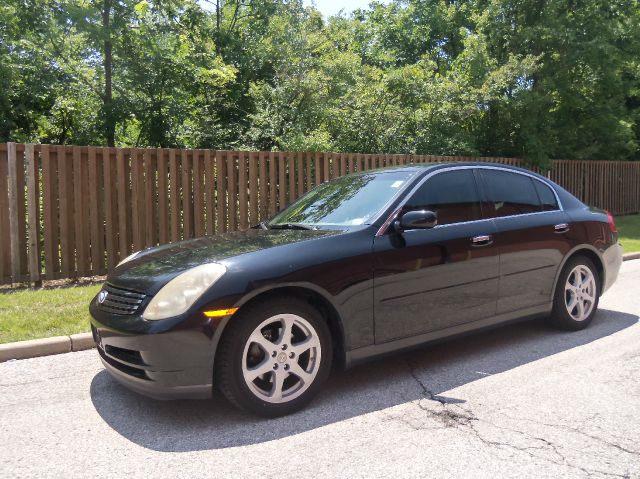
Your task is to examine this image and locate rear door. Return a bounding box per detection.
[477,168,572,314]
[373,168,499,342]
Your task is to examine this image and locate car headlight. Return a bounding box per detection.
[117,251,141,267]
[142,263,226,321]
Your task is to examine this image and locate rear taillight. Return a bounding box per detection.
[606,211,617,233]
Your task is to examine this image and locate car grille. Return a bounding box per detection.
[97,284,146,315]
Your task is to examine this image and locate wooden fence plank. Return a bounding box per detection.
[258,151,267,220]
[204,150,215,235]
[57,146,73,277]
[193,150,205,237]
[40,145,55,278]
[278,152,286,209]
[305,152,312,193]
[183,149,194,238]
[297,151,304,198]
[144,149,156,246]
[268,151,276,215]
[25,144,40,283]
[314,152,321,185]
[15,144,27,275]
[288,153,296,204]
[169,149,180,241]
[238,151,248,230]
[73,147,87,275]
[130,149,143,251]
[227,151,237,231]
[88,148,101,273]
[216,151,227,233]
[249,152,259,226]
[7,143,21,281]
[157,148,169,244]
[114,148,126,265]
[323,152,330,181]
[0,147,7,280]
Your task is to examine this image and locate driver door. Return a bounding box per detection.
[373,168,499,343]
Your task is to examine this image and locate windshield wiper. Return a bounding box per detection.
[269,223,317,231]
[251,221,269,230]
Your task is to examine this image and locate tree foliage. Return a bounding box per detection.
[1,0,639,162]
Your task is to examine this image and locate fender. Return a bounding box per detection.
[550,244,606,301]
[210,281,349,368]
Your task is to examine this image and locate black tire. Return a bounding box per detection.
[215,296,332,417]
[548,256,600,331]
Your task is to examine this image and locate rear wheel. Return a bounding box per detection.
[215,297,332,417]
[549,256,600,330]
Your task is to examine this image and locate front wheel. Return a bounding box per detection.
[549,256,600,330]
[215,297,332,417]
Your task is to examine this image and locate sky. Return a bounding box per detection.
[303,0,381,17]
[199,1,387,19]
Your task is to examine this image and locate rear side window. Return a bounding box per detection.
[533,179,559,211]
[479,170,541,217]
[405,170,482,225]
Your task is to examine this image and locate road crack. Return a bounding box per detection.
[402,359,632,478]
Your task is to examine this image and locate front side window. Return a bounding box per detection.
[479,170,541,217]
[405,169,482,225]
[269,170,416,227]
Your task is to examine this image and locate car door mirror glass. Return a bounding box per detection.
[395,210,437,232]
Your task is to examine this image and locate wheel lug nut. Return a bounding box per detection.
[272,351,277,357]
[289,352,295,358]
[281,344,287,350]
[273,364,278,370]
[284,364,289,370]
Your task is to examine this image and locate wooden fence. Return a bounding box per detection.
[0,143,639,284]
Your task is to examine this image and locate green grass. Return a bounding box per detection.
[0,284,101,344]
[617,214,640,254]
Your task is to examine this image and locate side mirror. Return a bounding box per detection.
[394,210,437,232]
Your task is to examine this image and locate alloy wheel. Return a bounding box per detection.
[564,265,596,322]
[241,314,321,403]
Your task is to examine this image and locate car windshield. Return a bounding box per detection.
[268,170,416,228]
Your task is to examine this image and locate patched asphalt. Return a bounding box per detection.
[1,261,639,478]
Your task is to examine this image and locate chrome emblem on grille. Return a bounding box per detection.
[98,291,108,304]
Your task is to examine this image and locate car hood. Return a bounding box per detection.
[107,228,341,294]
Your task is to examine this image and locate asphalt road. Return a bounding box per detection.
[2,262,639,479]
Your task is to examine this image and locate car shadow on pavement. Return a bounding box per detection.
[90,309,638,452]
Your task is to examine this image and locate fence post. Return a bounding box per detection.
[25,144,41,284]
[7,142,21,283]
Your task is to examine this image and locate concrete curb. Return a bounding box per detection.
[0,332,94,363]
[70,332,96,352]
[1,253,639,363]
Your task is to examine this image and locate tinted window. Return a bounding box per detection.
[533,179,559,211]
[405,170,482,225]
[480,170,541,217]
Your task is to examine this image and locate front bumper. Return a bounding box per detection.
[90,301,217,400]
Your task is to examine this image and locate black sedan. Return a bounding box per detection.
[90,162,623,416]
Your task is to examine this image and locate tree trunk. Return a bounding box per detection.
[215,0,221,54]
[103,0,115,146]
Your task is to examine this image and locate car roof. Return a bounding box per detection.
[366,161,546,179]
[367,160,585,210]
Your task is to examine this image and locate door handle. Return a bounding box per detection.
[471,235,493,246]
[554,223,570,233]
